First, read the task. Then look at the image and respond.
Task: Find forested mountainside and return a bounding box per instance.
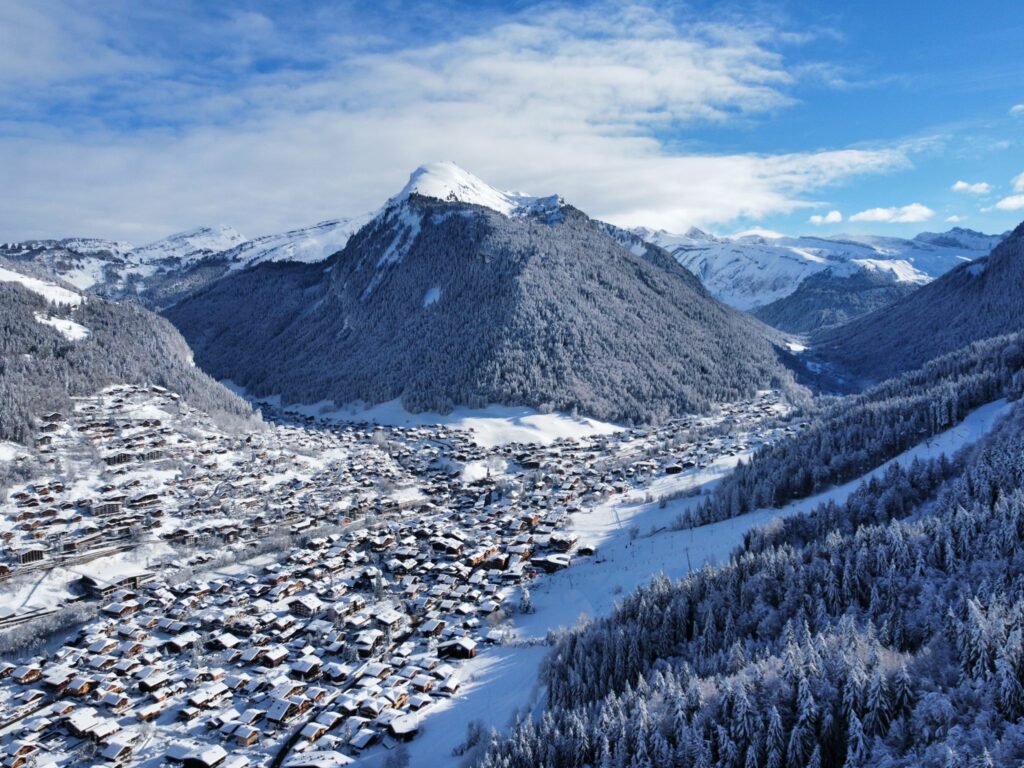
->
[477,345,1024,768]
[167,193,799,423]
[813,221,1024,384]
[688,333,1024,527]
[0,280,254,444]
[752,269,918,335]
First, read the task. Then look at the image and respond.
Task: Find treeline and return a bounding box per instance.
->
[0,281,256,443]
[684,332,1024,528]
[477,393,1024,767]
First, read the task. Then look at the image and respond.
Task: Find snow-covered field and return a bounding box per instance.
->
[222,383,623,447]
[334,401,621,448]
[381,397,1012,767]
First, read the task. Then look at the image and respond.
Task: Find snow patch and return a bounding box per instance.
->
[225,216,373,268]
[224,384,622,448]
[0,266,83,306]
[375,208,423,269]
[134,225,247,267]
[423,286,442,307]
[0,441,26,462]
[34,313,90,340]
[330,401,621,448]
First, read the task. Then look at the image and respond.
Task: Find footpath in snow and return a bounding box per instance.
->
[379,397,1012,768]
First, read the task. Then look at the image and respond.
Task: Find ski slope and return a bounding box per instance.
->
[378,397,1012,768]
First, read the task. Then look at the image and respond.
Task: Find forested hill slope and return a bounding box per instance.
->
[478,354,1024,768]
[752,267,918,334]
[690,332,1024,527]
[167,176,799,423]
[813,220,1024,384]
[0,277,255,444]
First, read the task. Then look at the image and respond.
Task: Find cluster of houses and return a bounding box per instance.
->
[0,385,418,610]
[0,481,586,766]
[0,387,797,765]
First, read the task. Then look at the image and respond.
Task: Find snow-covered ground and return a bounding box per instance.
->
[34,312,90,340]
[380,397,1012,767]
[0,441,27,463]
[334,402,621,448]
[0,265,83,306]
[222,384,624,448]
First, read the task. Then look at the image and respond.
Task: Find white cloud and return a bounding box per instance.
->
[0,4,912,241]
[945,215,964,223]
[849,203,935,224]
[1011,104,1024,116]
[994,195,1024,212]
[951,180,991,195]
[809,209,842,225]
[1013,172,1024,192]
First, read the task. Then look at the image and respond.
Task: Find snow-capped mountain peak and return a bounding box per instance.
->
[391,161,560,217]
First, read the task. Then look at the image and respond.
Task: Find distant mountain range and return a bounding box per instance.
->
[635,225,1005,310]
[165,162,798,422]
[0,218,370,309]
[2,160,1015,423]
[814,221,1024,386]
[751,268,919,335]
[2,178,1003,324]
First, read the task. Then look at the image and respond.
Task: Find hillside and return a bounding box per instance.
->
[0,265,255,444]
[814,220,1024,384]
[752,267,918,334]
[166,165,798,423]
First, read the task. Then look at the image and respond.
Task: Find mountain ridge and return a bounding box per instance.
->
[166,167,800,423]
[636,224,1005,310]
[813,219,1024,384]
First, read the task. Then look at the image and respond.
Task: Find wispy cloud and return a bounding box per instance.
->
[850,203,934,223]
[0,2,915,241]
[993,195,1024,212]
[951,180,991,194]
[809,210,842,225]
[983,172,1024,212]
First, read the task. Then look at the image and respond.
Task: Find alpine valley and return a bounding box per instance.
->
[3,162,1024,768]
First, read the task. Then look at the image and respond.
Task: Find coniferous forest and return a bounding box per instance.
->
[476,337,1024,768]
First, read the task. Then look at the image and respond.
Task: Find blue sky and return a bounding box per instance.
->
[0,0,1021,242]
